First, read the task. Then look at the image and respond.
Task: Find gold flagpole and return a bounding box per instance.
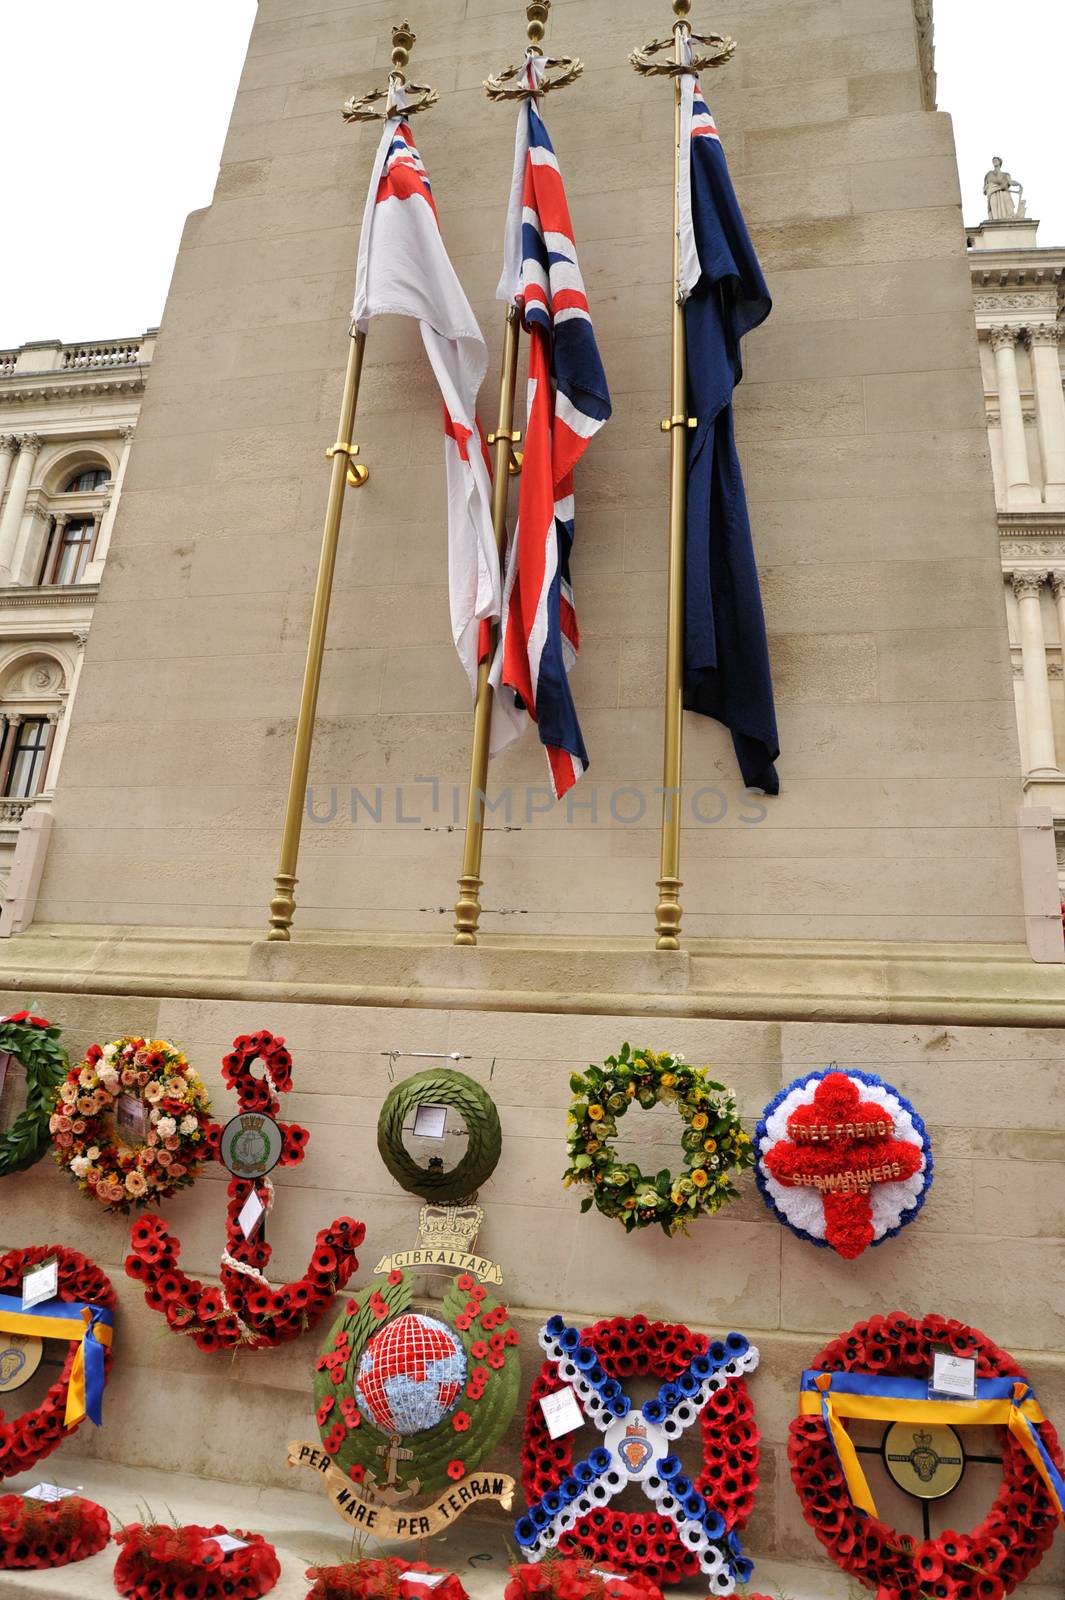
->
[452,0,584,946]
[631,2,736,950]
[266,23,436,941]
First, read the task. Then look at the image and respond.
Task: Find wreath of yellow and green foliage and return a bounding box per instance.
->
[563,1044,754,1236]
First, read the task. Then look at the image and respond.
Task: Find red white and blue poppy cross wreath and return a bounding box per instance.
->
[514,1317,760,1596]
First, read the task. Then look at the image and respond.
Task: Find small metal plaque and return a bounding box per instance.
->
[219,1111,283,1178]
[0,1333,43,1392]
[883,1421,965,1500]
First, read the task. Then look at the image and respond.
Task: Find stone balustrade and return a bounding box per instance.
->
[61,341,140,371]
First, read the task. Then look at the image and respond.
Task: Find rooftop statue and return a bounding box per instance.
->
[984,156,1026,220]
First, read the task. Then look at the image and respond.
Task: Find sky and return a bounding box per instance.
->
[0,0,1060,350]
[936,0,1062,240]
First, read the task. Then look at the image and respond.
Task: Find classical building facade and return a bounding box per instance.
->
[0,332,154,930]
[968,191,1065,870]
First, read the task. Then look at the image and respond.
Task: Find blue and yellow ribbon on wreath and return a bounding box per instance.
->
[0,1293,113,1427]
[799,1369,1065,1524]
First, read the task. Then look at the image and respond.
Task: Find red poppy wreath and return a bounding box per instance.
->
[788,1313,1065,1599]
[125,1031,364,1352]
[114,1522,281,1600]
[0,1492,110,1569]
[519,1314,760,1591]
[305,1558,469,1600]
[0,1245,115,1480]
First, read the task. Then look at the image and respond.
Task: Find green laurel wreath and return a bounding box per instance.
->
[0,1015,69,1179]
[377,1070,502,1201]
[314,1270,520,1501]
[564,1043,754,1236]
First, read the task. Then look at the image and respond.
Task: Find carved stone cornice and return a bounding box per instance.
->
[1027,323,1064,347]
[999,512,1065,537]
[0,586,98,610]
[1011,570,1047,599]
[973,292,1058,313]
[0,375,147,407]
[16,432,42,453]
[912,0,936,111]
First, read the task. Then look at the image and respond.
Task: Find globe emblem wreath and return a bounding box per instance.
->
[312,1267,522,1505]
[356,1312,467,1435]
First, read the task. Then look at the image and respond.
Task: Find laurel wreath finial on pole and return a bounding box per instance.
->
[342,19,439,123]
[484,0,584,101]
[629,29,737,76]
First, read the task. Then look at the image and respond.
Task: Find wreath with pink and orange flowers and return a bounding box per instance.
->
[51,1036,213,1215]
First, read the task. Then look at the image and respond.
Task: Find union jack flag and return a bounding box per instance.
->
[489,64,611,799]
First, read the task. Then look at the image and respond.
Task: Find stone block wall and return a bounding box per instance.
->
[33,0,1025,942]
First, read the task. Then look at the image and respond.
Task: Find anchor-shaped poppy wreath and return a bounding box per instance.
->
[125,1031,365,1351]
[516,1316,760,1596]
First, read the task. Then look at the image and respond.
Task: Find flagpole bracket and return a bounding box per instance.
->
[326,441,369,488]
[630,31,736,76]
[487,427,524,475]
[661,415,698,433]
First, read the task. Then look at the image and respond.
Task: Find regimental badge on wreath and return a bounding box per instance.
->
[289,1204,520,1539]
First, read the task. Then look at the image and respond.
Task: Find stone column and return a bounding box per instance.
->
[86,508,105,566]
[36,713,60,796]
[0,436,16,503]
[1012,571,1059,775]
[0,717,16,797]
[0,434,41,577]
[0,715,20,795]
[46,514,69,585]
[1027,324,1065,503]
[1050,572,1065,680]
[85,423,134,581]
[45,632,87,791]
[990,330,1039,506]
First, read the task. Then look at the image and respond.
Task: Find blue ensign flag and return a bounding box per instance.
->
[678,72,779,795]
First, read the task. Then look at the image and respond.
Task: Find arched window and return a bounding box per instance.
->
[64,466,109,493]
[4,719,50,798]
[38,517,96,586]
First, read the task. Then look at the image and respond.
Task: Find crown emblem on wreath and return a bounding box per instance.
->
[417,1202,483,1254]
[914,1429,932,1448]
[618,1417,654,1475]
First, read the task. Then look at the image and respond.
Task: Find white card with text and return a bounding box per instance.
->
[115,1094,149,1145]
[931,1351,977,1399]
[539,1385,584,1439]
[207,1534,249,1553]
[413,1103,448,1139]
[237,1190,266,1240]
[401,1575,448,1589]
[21,1260,58,1311]
[23,1484,78,1503]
